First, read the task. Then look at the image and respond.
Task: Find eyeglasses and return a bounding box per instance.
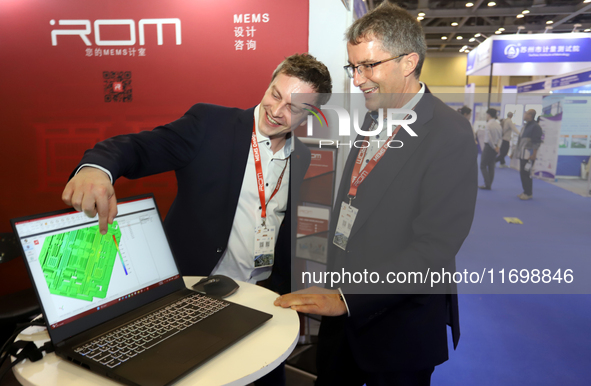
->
[344,53,409,79]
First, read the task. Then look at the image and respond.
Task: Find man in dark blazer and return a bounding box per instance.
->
[61,53,332,384]
[62,53,330,287]
[275,4,477,385]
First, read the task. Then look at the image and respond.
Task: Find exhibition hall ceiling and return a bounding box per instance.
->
[371,0,591,51]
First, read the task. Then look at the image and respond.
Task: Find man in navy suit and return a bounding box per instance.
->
[275,5,477,385]
[61,53,332,385]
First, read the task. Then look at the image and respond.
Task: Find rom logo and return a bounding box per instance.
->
[50,18,182,46]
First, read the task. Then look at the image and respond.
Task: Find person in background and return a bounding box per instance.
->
[458,105,472,122]
[515,109,543,200]
[479,108,502,190]
[496,112,519,168]
[459,106,478,145]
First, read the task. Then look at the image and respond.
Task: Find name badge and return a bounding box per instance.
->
[333,202,358,251]
[254,225,275,268]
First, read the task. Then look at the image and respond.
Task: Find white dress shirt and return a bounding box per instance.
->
[210,104,292,283]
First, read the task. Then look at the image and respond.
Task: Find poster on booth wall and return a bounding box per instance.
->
[557,96,591,157]
[533,95,562,180]
[0,0,309,227]
[296,206,330,264]
[296,147,335,265]
[297,206,330,238]
[303,149,335,180]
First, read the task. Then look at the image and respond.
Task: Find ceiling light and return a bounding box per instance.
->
[451,22,459,26]
[441,36,448,40]
[516,14,524,18]
[498,28,505,31]
[417,16,424,20]
[585,0,591,3]
[522,10,530,14]
[466,2,474,6]
[546,20,553,24]
[488,2,496,6]
[585,28,591,32]
[459,49,465,52]
[469,38,475,42]
[495,30,502,34]
[418,12,426,17]
[457,36,463,40]
[474,33,481,37]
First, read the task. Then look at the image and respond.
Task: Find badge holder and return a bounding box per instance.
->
[333,196,358,251]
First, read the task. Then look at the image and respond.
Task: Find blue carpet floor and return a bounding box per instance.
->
[432,163,591,385]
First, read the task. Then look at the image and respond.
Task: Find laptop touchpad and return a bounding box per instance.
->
[117,329,224,386]
[164,329,223,364]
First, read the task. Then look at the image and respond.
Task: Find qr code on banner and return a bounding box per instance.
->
[103,71,132,102]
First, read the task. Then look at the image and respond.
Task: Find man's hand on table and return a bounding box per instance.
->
[274,286,347,316]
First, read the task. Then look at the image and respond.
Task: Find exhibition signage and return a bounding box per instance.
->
[550,70,591,88]
[517,81,547,93]
[466,33,591,76]
[466,38,492,75]
[0,0,308,223]
[491,37,591,63]
[517,67,591,93]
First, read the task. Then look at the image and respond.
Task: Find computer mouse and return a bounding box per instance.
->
[191,275,239,298]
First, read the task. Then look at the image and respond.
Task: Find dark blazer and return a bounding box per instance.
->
[321,90,478,372]
[73,104,311,293]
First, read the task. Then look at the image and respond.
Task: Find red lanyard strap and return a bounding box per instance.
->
[348,115,409,200]
[252,122,289,222]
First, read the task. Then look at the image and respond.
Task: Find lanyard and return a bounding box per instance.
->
[348,115,409,203]
[251,122,289,226]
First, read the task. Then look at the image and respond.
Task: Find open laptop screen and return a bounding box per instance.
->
[13,196,180,332]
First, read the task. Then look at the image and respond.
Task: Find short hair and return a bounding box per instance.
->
[527,109,537,120]
[459,106,472,116]
[271,53,332,105]
[486,108,498,119]
[345,2,427,79]
[507,112,513,118]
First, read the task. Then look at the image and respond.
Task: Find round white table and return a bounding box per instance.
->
[12,277,300,386]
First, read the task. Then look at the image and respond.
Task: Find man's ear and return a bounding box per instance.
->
[402,52,419,78]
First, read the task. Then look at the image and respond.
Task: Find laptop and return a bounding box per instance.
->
[11,194,272,386]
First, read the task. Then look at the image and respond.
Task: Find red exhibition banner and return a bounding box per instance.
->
[0,0,308,229]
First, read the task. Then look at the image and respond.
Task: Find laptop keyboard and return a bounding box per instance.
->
[73,293,229,369]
